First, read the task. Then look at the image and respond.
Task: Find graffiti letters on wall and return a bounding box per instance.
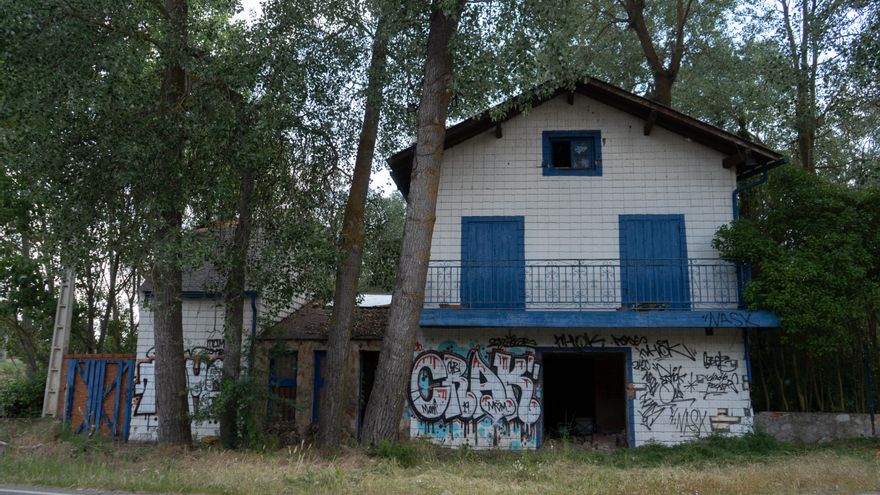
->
[409,342,541,448]
[132,341,224,432]
[553,333,746,439]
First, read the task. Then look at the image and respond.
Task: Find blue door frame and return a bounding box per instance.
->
[619,214,690,310]
[312,350,326,424]
[461,216,525,309]
[536,347,634,448]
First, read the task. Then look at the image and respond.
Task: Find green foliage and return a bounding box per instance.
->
[714,166,880,355]
[0,368,44,417]
[360,192,405,293]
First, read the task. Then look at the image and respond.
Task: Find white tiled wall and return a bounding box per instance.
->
[130,292,306,442]
[410,327,753,448]
[430,95,735,262]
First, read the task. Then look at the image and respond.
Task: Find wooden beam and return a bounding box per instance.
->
[495,122,502,139]
[643,109,658,136]
[723,150,754,169]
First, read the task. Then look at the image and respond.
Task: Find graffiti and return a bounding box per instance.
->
[702,311,754,327]
[702,351,738,372]
[132,346,224,421]
[488,334,537,348]
[553,333,605,349]
[410,348,541,425]
[411,332,751,448]
[636,339,697,362]
[611,335,648,347]
[702,372,739,398]
[670,408,709,437]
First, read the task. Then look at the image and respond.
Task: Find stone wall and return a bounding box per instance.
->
[756,412,878,443]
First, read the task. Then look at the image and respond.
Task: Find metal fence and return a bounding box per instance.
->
[424,259,745,311]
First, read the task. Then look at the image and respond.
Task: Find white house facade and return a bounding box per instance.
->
[130,267,306,442]
[388,79,784,448]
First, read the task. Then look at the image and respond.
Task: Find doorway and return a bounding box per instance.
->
[541,351,628,446]
[357,350,380,438]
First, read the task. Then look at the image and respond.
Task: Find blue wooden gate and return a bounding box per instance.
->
[64,357,135,441]
[619,214,690,310]
[461,216,525,309]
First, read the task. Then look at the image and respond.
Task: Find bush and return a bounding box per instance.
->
[0,372,44,418]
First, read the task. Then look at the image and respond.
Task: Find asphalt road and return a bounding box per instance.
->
[0,486,146,495]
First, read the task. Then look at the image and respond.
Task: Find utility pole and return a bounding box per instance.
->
[42,270,75,418]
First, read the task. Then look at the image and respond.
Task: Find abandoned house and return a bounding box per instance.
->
[384,78,784,448]
[127,77,784,449]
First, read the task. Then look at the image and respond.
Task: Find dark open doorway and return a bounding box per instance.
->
[542,352,628,447]
[357,350,380,438]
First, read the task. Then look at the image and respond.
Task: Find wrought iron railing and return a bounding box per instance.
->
[424,259,746,311]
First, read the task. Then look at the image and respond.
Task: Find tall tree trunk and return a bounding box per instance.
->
[16,232,40,377]
[360,0,466,446]
[318,16,390,447]
[98,251,120,352]
[219,160,255,449]
[151,0,192,447]
[621,0,691,106]
[780,0,817,173]
[83,266,99,353]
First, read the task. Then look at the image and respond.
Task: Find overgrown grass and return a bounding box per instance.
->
[1,419,878,494]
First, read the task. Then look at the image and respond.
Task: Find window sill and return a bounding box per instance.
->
[542,167,602,176]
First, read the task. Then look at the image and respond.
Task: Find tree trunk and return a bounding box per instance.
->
[360,0,466,446]
[219,160,255,449]
[622,0,690,106]
[98,251,120,352]
[151,0,192,447]
[318,16,390,447]
[650,74,674,107]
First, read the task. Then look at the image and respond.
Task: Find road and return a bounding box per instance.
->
[0,487,148,495]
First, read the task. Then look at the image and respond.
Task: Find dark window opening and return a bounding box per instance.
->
[268,352,298,425]
[358,351,381,437]
[551,140,572,168]
[542,352,627,447]
[542,130,602,176]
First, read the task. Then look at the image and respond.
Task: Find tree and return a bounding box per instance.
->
[318,9,392,445]
[360,193,406,293]
[714,165,880,412]
[360,0,467,445]
[616,0,701,105]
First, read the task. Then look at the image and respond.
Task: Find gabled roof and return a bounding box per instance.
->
[388,78,784,196]
[260,303,387,341]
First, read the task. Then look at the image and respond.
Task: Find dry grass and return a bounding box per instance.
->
[1,419,878,495]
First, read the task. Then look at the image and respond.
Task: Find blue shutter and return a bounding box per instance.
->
[461,217,525,309]
[619,215,690,310]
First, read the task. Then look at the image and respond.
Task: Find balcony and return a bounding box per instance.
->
[420,259,778,328]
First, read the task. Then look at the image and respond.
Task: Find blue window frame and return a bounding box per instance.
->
[542,130,602,176]
[267,352,298,423]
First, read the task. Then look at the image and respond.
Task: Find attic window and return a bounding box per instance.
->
[542,130,602,176]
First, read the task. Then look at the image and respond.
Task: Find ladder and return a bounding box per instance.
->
[42,270,75,418]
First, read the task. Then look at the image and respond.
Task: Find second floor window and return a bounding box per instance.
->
[542,130,602,176]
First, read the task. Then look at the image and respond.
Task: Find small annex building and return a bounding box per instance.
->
[256,297,388,440]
